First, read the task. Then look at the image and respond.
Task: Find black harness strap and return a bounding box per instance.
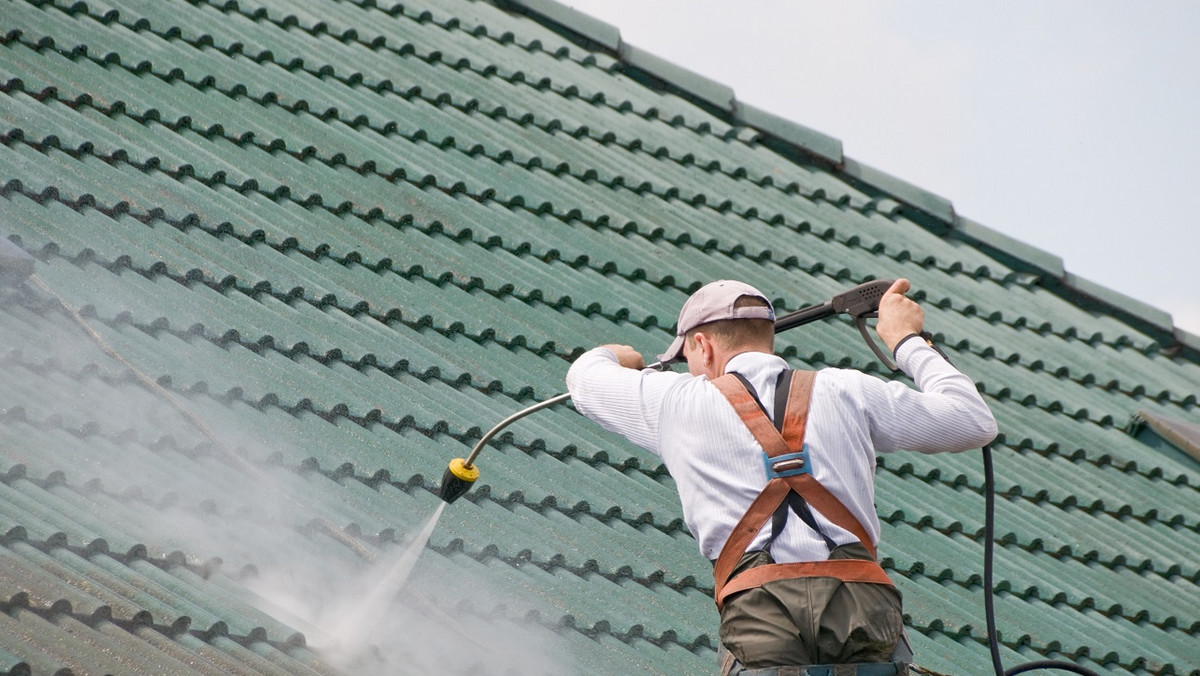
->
[729,371,838,554]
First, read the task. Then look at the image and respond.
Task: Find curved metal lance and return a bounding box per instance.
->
[438,279,896,504]
[438,391,572,504]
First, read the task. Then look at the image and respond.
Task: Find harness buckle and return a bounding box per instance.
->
[763,446,812,479]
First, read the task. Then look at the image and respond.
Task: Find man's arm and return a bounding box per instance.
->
[865,278,998,453]
[565,346,685,453]
[865,340,999,454]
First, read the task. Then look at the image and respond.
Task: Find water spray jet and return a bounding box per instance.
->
[0,237,35,286]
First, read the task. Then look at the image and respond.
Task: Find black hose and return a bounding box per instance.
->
[983,444,1005,676]
[1006,662,1105,676]
[981,444,1101,676]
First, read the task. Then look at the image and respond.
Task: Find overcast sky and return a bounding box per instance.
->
[563,1,1200,338]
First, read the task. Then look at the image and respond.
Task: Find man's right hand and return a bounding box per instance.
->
[600,344,645,370]
[874,278,925,353]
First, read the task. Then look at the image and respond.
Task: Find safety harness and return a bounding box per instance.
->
[711,369,894,610]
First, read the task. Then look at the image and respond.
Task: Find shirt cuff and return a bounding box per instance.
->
[594,346,619,361]
[892,333,926,359]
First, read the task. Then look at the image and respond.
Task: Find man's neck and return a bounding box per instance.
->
[716,348,775,377]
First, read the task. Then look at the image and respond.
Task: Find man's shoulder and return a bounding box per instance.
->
[809,365,880,397]
[658,372,731,410]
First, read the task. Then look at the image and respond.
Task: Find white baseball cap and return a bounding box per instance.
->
[658,280,774,363]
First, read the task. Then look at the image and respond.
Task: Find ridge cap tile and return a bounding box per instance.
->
[732,100,843,165]
[1174,325,1200,355]
[1063,271,1175,336]
[615,41,736,114]
[506,0,621,53]
[952,215,1066,280]
[840,155,956,224]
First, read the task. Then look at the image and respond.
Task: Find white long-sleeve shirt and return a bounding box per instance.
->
[566,340,997,562]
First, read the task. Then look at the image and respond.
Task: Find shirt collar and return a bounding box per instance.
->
[724,350,788,376]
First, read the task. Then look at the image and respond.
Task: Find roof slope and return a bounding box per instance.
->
[0,0,1197,674]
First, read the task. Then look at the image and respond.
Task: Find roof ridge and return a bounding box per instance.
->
[497,0,1199,361]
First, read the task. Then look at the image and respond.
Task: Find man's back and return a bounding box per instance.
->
[570,344,995,561]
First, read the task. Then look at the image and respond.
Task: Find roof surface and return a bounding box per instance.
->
[1,0,1198,674]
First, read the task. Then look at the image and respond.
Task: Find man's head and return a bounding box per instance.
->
[658,280,776,377]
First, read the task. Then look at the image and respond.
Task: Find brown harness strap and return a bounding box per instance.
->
[718,559,895,606]
[781,473,876,559]
[778,369,814,449]
[714,373,792,458]
[711,371,892,609]
[712,478,792,595]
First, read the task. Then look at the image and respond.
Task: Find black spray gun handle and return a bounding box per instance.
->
[852,312,897,372]
[853,314,950,372]
[778,278,947,373]
[775,278,899,371]
[835,278,897,372]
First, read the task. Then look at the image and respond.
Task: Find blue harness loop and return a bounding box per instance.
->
[763,445,812,479]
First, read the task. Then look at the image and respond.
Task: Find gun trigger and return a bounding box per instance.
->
[855,316,900,372]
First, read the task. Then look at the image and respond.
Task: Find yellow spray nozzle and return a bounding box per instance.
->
[448,458,479,482]
[439,458,479,504]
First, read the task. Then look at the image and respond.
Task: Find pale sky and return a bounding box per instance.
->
[564,1,1200,338]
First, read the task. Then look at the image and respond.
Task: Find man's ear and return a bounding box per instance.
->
[692,332,715,365]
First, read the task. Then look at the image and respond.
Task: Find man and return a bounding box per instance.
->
[566,279,997,675]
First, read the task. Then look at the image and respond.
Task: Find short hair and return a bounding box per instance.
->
[685,295,774,353]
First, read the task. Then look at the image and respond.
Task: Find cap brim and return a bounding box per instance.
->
[657,335,686,364]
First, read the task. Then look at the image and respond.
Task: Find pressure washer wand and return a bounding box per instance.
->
[439,392,572,504]
[438,279,896,504]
